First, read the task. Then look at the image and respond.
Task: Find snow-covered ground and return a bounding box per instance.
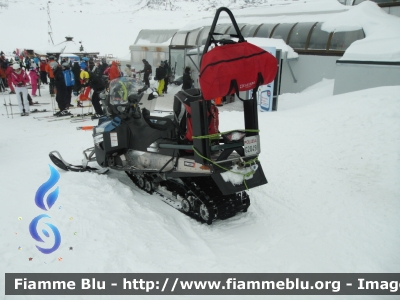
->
[0,79,399,300]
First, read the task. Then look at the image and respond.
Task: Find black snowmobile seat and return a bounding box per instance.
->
[142,108,178,139]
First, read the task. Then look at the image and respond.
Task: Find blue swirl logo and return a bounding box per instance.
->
[35,164,60,210]
[29,165,61,254]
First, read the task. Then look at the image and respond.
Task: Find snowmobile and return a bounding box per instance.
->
[49,7,278,224]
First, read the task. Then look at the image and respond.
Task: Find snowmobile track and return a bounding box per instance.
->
[125,171,250,225]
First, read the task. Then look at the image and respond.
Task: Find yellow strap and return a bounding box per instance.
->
[192,146,259,190]
[192,129,259,140]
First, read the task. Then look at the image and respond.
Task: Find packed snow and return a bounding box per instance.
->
[1,78,399,300]
[1,1,400,300]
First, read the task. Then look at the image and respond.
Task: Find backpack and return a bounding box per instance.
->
[173,88,219,142]
[63,69,75,87]
[200,41,278,101]
[89,67,106,92]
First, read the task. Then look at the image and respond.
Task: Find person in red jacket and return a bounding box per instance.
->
[108,61,120,81]
[10,63,30,116]
[5,64,15,94]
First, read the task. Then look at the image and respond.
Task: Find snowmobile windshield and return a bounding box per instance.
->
[109,77,141,105]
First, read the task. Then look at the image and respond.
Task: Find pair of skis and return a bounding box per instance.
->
[3,101,49,107]
[5,108,47,116]
[34,112,93,122]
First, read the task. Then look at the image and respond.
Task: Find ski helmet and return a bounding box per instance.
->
[12,63,20,70]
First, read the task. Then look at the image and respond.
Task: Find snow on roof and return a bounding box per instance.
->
[324,2,400,62]
[180,0,400,62]
[180,0,349,32]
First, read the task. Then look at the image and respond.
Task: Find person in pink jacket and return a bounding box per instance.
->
[10,63,30,116]
[5,64,15,94]
[29,65,39,97]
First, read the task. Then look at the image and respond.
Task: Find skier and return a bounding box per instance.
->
[5,63,15,94]
[53,62,72,117]
[182,66,194,90]
[62,62,74,108]
[108,61,120,81]
[124,64,132,77]
[39,57,48,84]
[29,65,39,97]
[97,57,108,75]
[88,57,95,72]
[24,57,31,71]
[10,63,30,116]
[88,65,106,119]
[45,55,57,96]
[162,60,171,94]
[137,59,152,87]
[155,61,166,96]
[72,61,82,96]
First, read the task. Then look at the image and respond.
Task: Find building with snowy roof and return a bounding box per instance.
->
[130,0,400,102]
[42,36,99,62]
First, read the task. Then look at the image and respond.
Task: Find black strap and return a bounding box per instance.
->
[227,72,264,101]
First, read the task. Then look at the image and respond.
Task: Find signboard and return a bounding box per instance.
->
[248,46,276,112]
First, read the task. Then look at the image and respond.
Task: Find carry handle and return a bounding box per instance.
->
[202,7,246,58]
[227,73,264,101]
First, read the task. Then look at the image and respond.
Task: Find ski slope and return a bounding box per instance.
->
[0,80,399,300]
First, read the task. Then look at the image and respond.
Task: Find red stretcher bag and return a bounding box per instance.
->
[199,41,278,101]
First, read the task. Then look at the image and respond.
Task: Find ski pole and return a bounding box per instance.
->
[20,91,25,114]
[38,76,41,97]
[9,96,13,119]
[4,99,9,118]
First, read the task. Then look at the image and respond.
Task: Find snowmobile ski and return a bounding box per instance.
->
[49,150,109,174]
